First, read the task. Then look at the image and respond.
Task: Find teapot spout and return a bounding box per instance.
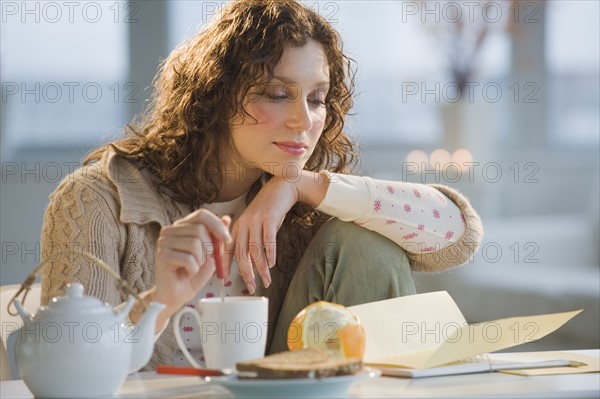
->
[129,301,166,372]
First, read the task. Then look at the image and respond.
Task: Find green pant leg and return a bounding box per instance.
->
[268,218,416,354]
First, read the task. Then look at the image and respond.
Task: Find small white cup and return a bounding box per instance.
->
[173,296,269,369]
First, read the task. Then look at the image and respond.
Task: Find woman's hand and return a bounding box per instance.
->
[225,170,330,294]
[225,176,299,294]
[152,209,231,317]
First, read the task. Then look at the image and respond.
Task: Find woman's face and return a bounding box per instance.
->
[226,39,330,182]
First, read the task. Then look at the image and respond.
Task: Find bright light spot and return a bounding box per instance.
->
[406,150,429,172]
[452,148,473,171]
[430,149,451,171]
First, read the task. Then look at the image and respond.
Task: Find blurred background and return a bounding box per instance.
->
[1,1,599,349]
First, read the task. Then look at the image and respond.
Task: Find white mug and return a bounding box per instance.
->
[173,297,269,369]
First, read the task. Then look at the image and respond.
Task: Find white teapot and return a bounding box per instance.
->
[12,283,164,398]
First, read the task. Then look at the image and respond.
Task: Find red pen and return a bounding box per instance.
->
[210,233,225,301]
[156,365,226,377]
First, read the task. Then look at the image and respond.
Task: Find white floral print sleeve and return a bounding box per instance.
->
[316,171,481,266]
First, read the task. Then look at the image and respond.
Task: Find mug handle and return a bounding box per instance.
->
[173,307,203,369]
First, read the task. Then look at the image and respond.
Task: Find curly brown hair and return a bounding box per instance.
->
[86,0,358,225]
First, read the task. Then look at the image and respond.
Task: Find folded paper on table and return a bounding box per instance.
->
[386,310,582,370]
[348,291,467,361]
[498,351,600,376]
[348,291,583,374]
[377,353,583,378]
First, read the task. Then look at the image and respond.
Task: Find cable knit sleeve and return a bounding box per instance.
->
[40,163,126,305]
[316,171,483,272]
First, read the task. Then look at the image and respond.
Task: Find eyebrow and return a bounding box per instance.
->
[272,75,330,87]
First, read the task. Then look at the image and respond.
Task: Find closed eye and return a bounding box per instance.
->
[267,93,289,101]
[308,98,326,107]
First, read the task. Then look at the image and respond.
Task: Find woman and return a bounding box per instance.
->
[41,0,483,368]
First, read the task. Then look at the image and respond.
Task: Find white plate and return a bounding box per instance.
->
[207,367,381,398]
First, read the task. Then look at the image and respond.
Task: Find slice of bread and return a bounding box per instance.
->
[236,347,363,379]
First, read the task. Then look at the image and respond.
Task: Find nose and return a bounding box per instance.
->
[286,98,313,132]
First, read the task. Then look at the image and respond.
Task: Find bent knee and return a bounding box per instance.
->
[317,218,408,258]
[313,219,416,297]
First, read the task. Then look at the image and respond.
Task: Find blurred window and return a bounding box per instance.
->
[546,0,600,147]
[1,0,130,156]
[5,1,594,154]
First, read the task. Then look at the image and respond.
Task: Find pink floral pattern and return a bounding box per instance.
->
[360,180,465,257]
[373,199,382,212]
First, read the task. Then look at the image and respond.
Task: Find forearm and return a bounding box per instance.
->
[316,171,464,243]
[314,171,483,270]
[292,170,331,208]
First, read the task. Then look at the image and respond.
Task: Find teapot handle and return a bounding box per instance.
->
[7,248,145,316]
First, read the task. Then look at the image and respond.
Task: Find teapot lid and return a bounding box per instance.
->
[44,283,111,315]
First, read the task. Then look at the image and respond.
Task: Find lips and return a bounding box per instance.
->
[274,141,308,156]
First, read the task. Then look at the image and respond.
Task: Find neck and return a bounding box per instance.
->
[215,147,261,202]
[217,172,258,202]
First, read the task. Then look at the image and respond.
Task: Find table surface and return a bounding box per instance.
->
[2,350,598,398]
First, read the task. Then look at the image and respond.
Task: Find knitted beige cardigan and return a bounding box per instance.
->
[40,150,483,369]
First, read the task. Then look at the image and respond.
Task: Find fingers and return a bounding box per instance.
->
[223,237,235,283]
[158,225,213,276]
[263,228,277,269]
[250,223,271,291]
[169,209,279,296]
[189,256,217,292]
[158,210,232,280]
[175,209,232,242]
[156,247,202,276]
[230,221,277,295]
[221,215,232,230]
[234,227,257,294]
[157,236,206,271]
